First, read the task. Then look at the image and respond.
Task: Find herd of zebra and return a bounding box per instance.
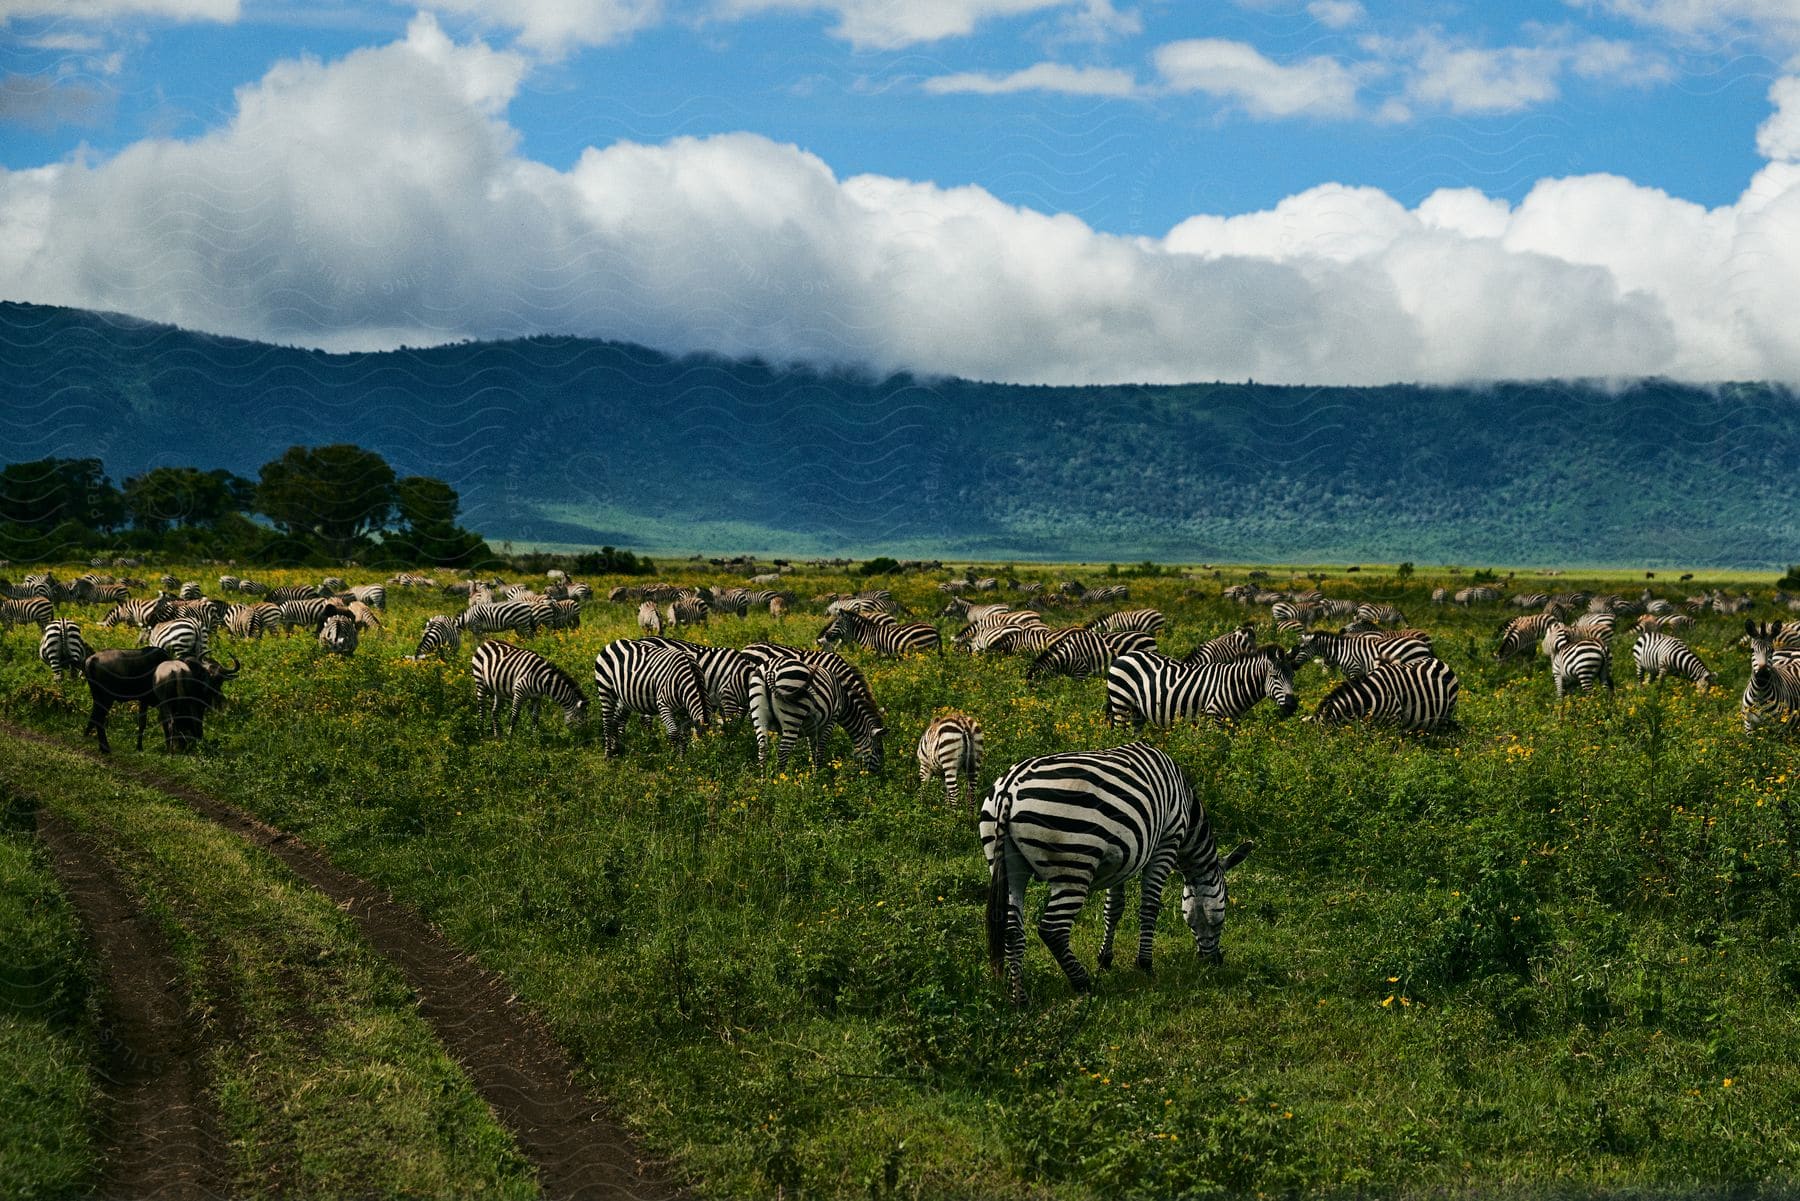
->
[10,566,1800,1003]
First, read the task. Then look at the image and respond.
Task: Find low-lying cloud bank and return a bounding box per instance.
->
[3,14,1800,386]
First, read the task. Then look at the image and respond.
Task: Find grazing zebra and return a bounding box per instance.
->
[318,614,358,656]
[218,575,241,593]
[768,596,789,620]
[159,573,180,593]
[1743,621,1800,733]
[1270,600,1319,628]
[818,608,941,657]
[343,584,387,609]
[1295,629,1434,680]
[223,602,282,639]
[1061,582,1129,604]
[177,581,203,600]
[454,601,540,640]
[0,596,54,631]
[1545,625,1613,699]
[342,601,383,631]
[320,576,348,594]
[638,637,761,725]
[100,597,171,630]
[1496,613,1562,660]
[1353,602,1407,626]
[389,572,436,588]
[665,596,709,627]
[749,659,842,769]
[408,615,462,660]
[1310,658,1460,732]
[1632,630,1715,689]
[981,742,1252,1004]
[1571,612,1617,638]
[1454,586,1503,605]
[1086,608,1166,635]
[469,640,587,737]
[743,643,886,769]
[917,712,983,811]
[1025,629,1156,680]
[279,598,354,637]
[638,601,663,635]
[591,640,709,757]
[38,620,90,681]
[1105,646,1299,727]
[1430,587,1448,605]
[268,584,323,604]
[1636,613,1695,633]
[139,618,208,659]
[1181,624,1257,666]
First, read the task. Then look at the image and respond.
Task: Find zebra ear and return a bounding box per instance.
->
[1221,841,1254,871]
[1747,618,1758,637]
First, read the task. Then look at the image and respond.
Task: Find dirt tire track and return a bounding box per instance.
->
[34,810,228,1201]
[11,723,682,1201]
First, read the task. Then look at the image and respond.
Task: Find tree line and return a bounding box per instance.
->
[0,445,491,567]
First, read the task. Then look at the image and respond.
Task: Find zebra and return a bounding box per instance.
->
[268,584,323,604]
[454,601,540,640]
[218,575,241,593]
[1632,630,1715,689]
[1455,586,1503,605]
[1545,625,1613,699]
[343,584,387,609]
[1295,629,1434,680]
[1743,621,1800,733]
[591,640,709,757]
[280,598,355,638]
[1180,624,1257,665]
[223,602,282,640]
[167,598,226,629]
[917,712,983,812]
[470,640,587,737]
[139,617,208,659]
[1086,608,1166,635]
[817,608,941,657]
[665,596,709,627]
[177,582,203,600]
[638,601,663,635]
[980,741,1253,1004]
[1309,658,1460,732]
[1496,613,1562,660]
[1,596,54,631]
[1025,629,1156,681]
[38,620,90,681]
[320,576,348,594]
[742,643,886,769]
[100,597,171,630]
[768,596,789,620]
[1353,602,1407,626]
[158,572,180,593]
[1105,646,1299,727]
[748,659,842,769]
[318,614,358,656]
[343,601,383,631]
[408,615,462,661]
[1571,612,1617,639]
[637,637,761,726]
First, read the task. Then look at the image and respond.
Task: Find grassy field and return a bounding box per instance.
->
[4,564,1800,1197]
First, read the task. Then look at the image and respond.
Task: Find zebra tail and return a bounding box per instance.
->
[985,840,1009,975]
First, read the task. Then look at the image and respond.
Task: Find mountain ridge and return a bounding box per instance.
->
[2,301,1794,567]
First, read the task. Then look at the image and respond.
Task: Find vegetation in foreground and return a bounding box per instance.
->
[0,739,538,1198]
[5,562,1800,1197]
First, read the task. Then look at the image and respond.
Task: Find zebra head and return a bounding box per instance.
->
[1747,620,1784,687]
[816,613,848,648]
[1181,841,1254,964]
[1263,648,1300,716]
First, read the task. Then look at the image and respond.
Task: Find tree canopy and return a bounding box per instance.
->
[255,445,397,560]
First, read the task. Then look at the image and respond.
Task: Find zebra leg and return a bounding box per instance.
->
[1037,879,1095,993]
[507,693,524,737]
[1097,885,1129,970]
[1135,851,1180,974]
[658,701,685,753]
[942,763,959,811]
[1003,845,1031,1006]
[777,730,800,771]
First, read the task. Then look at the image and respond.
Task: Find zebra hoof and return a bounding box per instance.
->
[1135,957,1154,977]
[1096,950,1113,971]
[1069,973,1093,994]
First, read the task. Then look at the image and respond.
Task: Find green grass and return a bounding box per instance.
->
[0,806,97,1200]
[0,740,538,1199]
[6,566,1800,1197]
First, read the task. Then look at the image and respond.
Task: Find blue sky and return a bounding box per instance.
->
[4,0,1800,385]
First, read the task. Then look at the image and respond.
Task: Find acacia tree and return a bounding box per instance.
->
[123,466,251,533]
[391,475,489,566]
[255,445,396,560]
[0,457,125,531]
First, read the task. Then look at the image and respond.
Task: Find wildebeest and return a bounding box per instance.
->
[84,647,238,752]
[151,655,240,751]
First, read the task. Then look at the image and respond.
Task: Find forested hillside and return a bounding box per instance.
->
[3,301,1795,566]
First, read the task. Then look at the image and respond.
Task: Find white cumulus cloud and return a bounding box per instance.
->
[6,16,1800,386]
[922,62,1138,96]
[1758,75,1800,160]
[409,0,661,55]
[710,0,1076,49]
[0,0,237,21]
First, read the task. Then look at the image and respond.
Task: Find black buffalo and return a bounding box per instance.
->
[83,647,239,752]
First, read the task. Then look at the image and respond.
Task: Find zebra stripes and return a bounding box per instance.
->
[223,603,282,639]
[1105,646,1299,727]
[1495,613,1561,660]
[917,712,983,811]
[1632,630,1714,689]
[1295,629,1434,680]
[1545,625,1613,699]
[637,602,663,635]
[1310,659,1460,732]
[1181,624,1256,665]
[455,601,540,639]
[100,597,172,630]
[279,598,354,637]
[38,620,90,680]
[408,615,462,661]
[471,640,587,737]
[318,615,359,656]
[139,618,208,659]
[818,608,942,657]
[1,596,54,631]
[980,742,1251,1004]
[1026,629,1156,680]
[637,636,761,725]
[1085,608,1166,635]
[749,659,842,769]
[1743,621,1800,734]
[592,640,709,756]
[741,642,886,769]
